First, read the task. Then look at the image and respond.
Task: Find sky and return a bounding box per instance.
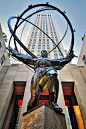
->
[0,0,86,64]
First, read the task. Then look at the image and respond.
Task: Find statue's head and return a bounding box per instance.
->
[41,50,48,58]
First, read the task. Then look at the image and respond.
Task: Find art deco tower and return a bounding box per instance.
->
[25,14,66,59]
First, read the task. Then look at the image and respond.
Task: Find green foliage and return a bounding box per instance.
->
[82,33,85,41]
[8,52,11,58]
[3,32,7,42]
[2,32,10,58]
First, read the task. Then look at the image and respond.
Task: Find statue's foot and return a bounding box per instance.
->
[27,98,35,111]
[52,102,63,112]
[27,97,38,111]
[27,106,32,111]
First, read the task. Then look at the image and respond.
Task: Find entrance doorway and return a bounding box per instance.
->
[62,82,78,129]
[2,81,26,129]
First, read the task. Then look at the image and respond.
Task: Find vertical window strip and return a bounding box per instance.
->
[0,42,2,48]
[0,54,5,65]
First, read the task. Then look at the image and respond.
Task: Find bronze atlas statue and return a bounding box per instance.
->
[7,3,75,112]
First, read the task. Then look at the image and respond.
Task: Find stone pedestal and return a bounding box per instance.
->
[21,103,67,129]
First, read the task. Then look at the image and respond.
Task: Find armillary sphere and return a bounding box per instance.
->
[7,3,74,69]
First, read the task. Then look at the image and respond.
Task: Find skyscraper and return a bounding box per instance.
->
[25,14,66,59]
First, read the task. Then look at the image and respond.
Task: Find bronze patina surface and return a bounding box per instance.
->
[7,47,75,112]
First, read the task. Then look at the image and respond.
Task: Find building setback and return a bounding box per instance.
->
[0,15,86,129]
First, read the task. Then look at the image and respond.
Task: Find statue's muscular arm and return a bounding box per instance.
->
[7,46,37,65]
[51,53,75,70]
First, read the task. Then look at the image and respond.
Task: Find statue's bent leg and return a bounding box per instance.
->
[47,75,63,112]
[47,75,59,105]
[27,74,41,110]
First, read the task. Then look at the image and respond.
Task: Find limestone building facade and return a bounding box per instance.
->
[78,33,86,69]
[0,15,86,129]
[0,24,10,88]
[0,24,10,71]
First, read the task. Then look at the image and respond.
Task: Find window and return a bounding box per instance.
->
[35,28,38,32]
[43,45,45,49]
[54,53,58,59]
[38,46,41,49]
[38,49,41,52]
[56,39,58,43]
[28,45,30,49]
[82,55,86,65]
[43,42,45,45]
[0,55,5,65]
[33,27,35,31]
[38,41,41,56]
[51,32,53,35]
[54,32,57,37]
[32,39,36,48]
[32,46,35,49]
[0,42,2,48]
[47,46,50,49]
[37,51,41,57]
[31,32,34,36]
[35,32,37,36]
[29,40,32,45]
[38,44,41,46]
[54,49,57,52]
